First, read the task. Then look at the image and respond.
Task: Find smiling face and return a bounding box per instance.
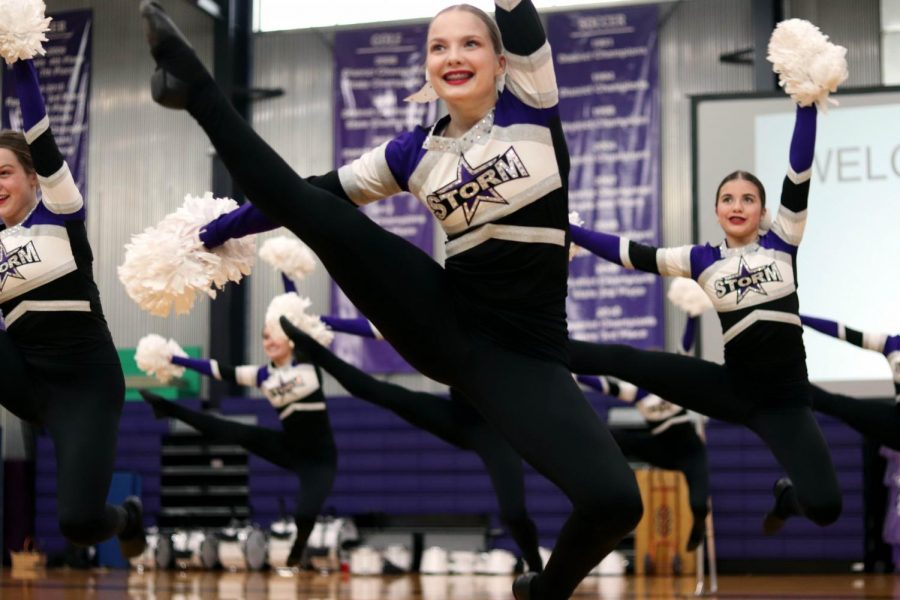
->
[0,146,38,227]
[425,8,506,118]
[262,325,293,366]
[715,177,766,247]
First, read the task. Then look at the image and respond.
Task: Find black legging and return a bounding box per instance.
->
[810,385,900,452]
[149,35,641,599]
[611,423,709,538]
[0,333,129,546]
[296,335,542,571]
[570,340,841,527]
[149,400,337,549]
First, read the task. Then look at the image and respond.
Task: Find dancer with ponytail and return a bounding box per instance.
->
[139,0,641,596]
[568,20,848,535]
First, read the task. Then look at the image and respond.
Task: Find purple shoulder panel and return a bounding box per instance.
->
[256,365,269,388]
[885,335,900,355]
[759,228,798,256]
[24,201,82,226]
[689,244,719,280]
[493,88,554,128]
[383,127,429,191]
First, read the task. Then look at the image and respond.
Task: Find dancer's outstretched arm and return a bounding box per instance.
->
[320,316,383,340]
[199,173,349,248]
[572,105,817,279]
[576,375,642,404]
[766,105,816,249]
[170,355,250,387]
[801,314,897,357]
[12,60,83,218]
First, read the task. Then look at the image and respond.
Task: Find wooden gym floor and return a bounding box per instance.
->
[1,570,900,599]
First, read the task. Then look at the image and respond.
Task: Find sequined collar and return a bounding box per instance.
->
[0,203,39,240]
[718,237,761,257]
[422,109,495,154]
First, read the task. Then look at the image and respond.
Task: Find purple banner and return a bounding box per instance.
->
[331,26,437,372]
[2,10,92,199]
[549,6,663,349]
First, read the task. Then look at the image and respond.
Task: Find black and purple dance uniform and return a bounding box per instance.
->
[148,351,337,563]
[143,0,642,595]
[0,60,139,548]
[568,105,842,529]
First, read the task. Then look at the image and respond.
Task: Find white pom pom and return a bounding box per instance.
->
[0,0,51,65]
[767,19,848,112]
[265,292,334,347]
[568,211,585,227]
[666,277,713,317]
[568,211,585,261]
[135,334,188,384]
[118,192,257,316]
[258,236,317,281]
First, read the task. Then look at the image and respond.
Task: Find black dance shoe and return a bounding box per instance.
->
[139,389,171,420]
[139,0,209,109]
[762,477,794,535]
[513,572,538,600]
[117,496,148,559]
[687,519,705,552]
[285,537,307,568]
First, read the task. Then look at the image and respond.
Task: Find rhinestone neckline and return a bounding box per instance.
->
[718,238,761,256]
[423,109,495,154]
[0,202,39,239]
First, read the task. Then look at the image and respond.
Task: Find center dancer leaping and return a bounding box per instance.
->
[139,2,641,597]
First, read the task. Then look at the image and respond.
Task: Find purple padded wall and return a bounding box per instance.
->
[34,394,865,563]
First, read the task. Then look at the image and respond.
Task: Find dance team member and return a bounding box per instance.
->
[568,97,842,535]
[140,1,642,596]
[137,295,337,568]
[0,58,144,556]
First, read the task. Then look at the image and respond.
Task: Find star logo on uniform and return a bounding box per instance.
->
[426,147,529,224]
[270,373,300,399]
[438,156,509,224]
[0,239,33,291]
[714,256,783,304]
[732,257,770,304]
